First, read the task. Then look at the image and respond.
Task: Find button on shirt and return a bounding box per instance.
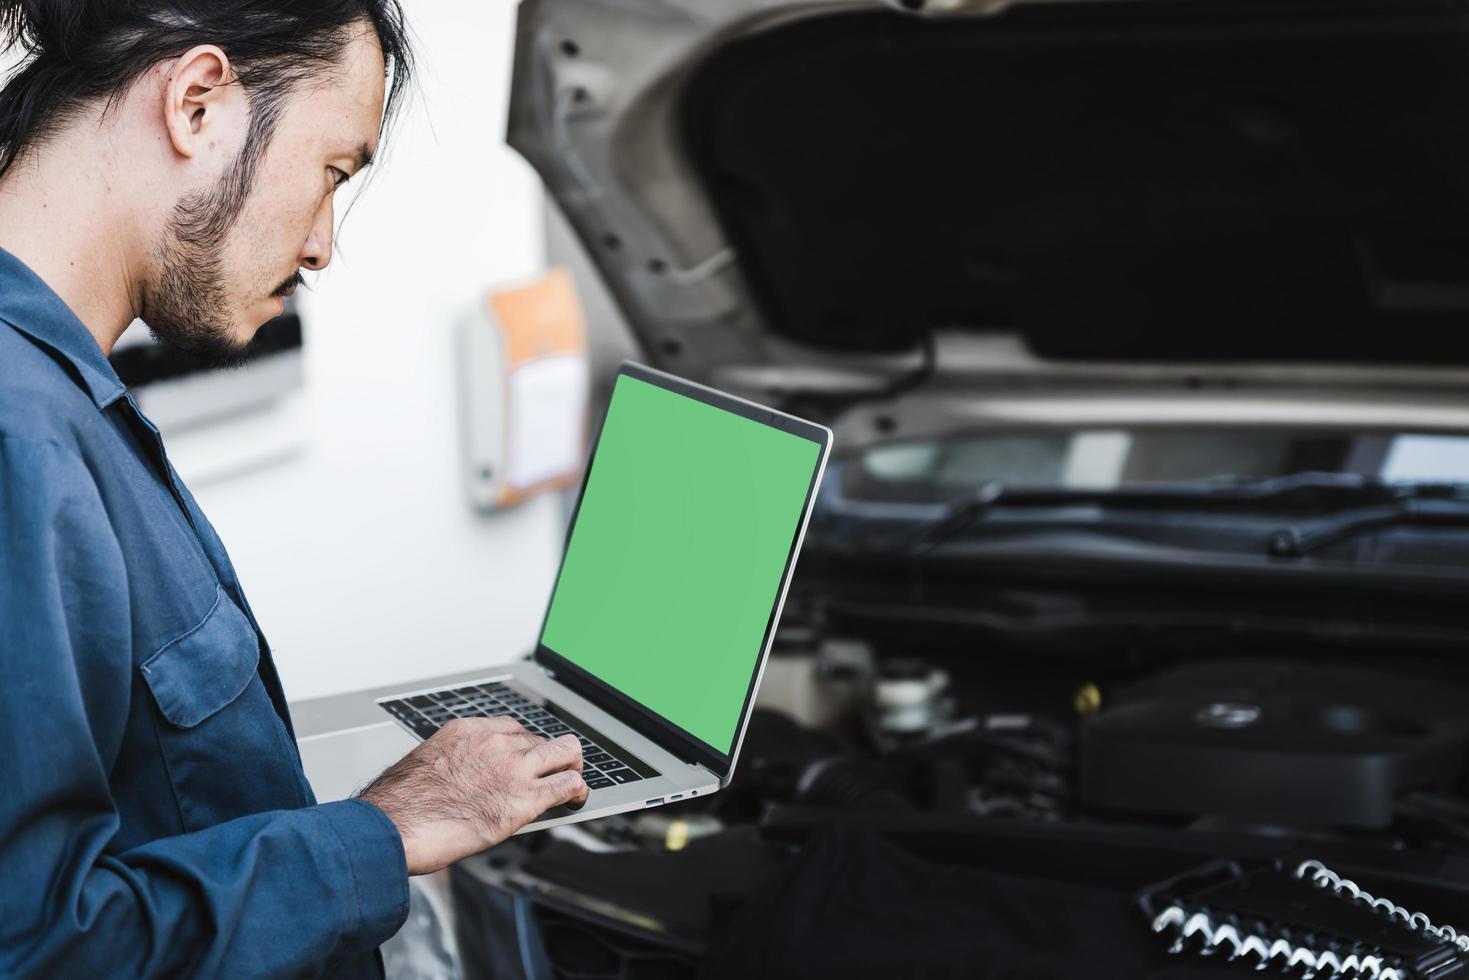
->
[0,248,409,978]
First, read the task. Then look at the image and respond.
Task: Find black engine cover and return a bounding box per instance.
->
[1079,662,1469,829]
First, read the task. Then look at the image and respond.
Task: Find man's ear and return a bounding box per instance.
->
[161,45,245,161]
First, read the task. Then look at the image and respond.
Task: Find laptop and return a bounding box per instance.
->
[374,361,832,833]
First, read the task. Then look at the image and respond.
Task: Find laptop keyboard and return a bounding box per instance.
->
[378,681,656,790]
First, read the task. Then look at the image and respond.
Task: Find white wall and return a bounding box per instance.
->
[168,0,566,702]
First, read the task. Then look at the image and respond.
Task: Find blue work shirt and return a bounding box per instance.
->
[0,248,410,978]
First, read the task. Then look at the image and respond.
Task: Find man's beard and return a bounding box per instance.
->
[142,106,297,369]
[147,205,249,368]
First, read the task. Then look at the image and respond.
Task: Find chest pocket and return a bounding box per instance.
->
[141,586,310,830]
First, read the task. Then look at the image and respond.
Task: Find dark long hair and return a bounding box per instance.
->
[0,0,414,181]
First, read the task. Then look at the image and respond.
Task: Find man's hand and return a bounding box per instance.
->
[359,716,588,875]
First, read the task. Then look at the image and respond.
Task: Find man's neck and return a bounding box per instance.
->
[0,136,145,357]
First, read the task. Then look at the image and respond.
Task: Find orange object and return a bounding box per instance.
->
[484,269,589,507]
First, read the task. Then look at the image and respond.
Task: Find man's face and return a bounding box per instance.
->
[144,27,386,365]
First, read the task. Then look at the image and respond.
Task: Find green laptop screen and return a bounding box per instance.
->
[540,374,821,755]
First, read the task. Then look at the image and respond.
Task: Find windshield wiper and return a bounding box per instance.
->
[955,472,1461,507]
[1267,497,1469,557]
[905,473,1469,555]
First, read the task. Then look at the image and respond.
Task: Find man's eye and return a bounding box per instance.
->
[329,167,350,188]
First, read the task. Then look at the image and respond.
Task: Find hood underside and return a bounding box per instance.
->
[508,0,1469,401]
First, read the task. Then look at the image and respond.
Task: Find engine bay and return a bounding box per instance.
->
[448,610,1469,979]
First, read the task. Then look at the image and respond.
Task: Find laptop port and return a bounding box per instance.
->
[645,798,665,806]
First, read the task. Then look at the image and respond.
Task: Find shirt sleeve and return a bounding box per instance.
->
[0,434,410,978]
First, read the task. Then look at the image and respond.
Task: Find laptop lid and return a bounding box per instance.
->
[533,361,832,782]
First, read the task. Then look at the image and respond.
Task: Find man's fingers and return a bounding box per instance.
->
[523,733,583,776]
[537,768,590,811]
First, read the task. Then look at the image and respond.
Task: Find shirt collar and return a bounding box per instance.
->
[0,246,127,409]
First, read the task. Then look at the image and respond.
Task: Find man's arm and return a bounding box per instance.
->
[0,434,410,977]
[0,434,586,977]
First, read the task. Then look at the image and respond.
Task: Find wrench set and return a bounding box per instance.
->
[1139,859,1469,979]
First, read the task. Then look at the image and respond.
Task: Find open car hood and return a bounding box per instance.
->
[507,0,1469,405]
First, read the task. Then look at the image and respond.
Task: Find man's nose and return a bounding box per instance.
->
[300,203,335,271]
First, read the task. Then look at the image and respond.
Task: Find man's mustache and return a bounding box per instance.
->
[272,272,305,298]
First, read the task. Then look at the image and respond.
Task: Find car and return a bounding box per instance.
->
[455,2,1469,977]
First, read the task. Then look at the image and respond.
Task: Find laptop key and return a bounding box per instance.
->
[585,752,612,766]
[606,768,643,784]
[405,696,435,708]
[542,723,570,735]
[585,776,615,789]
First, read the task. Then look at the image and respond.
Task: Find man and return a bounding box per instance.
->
[0,0,589,976]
